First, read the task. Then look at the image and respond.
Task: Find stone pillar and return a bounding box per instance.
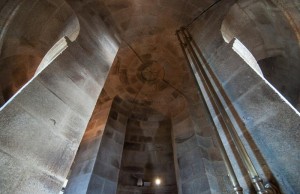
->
[0,0,80,106]
[65,97,129,194]
[0,27,118,193]
[63,98,113,193]
[189,1,300,193]
[171,99,232,194]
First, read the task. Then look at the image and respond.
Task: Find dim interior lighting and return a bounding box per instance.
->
[155,178,161,186]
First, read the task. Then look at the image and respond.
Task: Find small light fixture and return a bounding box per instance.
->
[137,178,143,187]
[154,177,161,186]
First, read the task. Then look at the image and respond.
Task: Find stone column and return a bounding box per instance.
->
[189,1,300,193]
[0,31,118,193]
[171,99,232,194]
[65,97,129,194]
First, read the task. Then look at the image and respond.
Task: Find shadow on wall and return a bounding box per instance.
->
[0,0,80,107]
[186,29,285,193]
[230,38,300,113]
[221,0,300,111]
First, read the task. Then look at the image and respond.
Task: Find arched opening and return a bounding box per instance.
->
[0,0,80,107]
[221,0,300,111]
[0,36,71,111]
[258,55,300,110]
[229,37,299,113]
[35,36,70,75]
[232,38,263,76]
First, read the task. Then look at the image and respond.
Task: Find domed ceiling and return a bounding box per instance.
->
[87,0,219,117]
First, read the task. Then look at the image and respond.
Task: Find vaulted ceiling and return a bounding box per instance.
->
[88,0,219,116]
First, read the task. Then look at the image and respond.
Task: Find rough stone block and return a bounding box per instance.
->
[0,103,77,176]
[0,150,28,193]
[65,173,92,194]
[114,131,125,145]
[102,179,117,194]
[223,66,262,102]
[75,137,101,164]
[176,135,198,158]
[100,135,123,156]
[16,169,63,194]
[196,135,213,149]
[56,52,101,100]
[206,173,221,194]
[107,118,127,133]
[182,176,210,194]
[87,174,105,194]
[68,41,113,84]
[93,160,120,182]
[37,63,95,118]
[72,158,96,177]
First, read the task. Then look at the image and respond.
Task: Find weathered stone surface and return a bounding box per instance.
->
[1,0,299,194]
[190,0,300,193]
[0,2,119,193]
[0,0,79,105]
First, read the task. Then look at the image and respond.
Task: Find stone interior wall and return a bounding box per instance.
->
[68,46,235,194]
[87,98,129,194]
[1,0,299,194]
[189,0,300,193]
[0,0,80,106]
[172,96,232,194]
[117,113,177,194]
[93,26,234,194]
[221,0,300,110]
[0,1,120,193]
[100,40,234,194]
[66,96,129,194]
[0,39,116,194]
[64,97,113,193]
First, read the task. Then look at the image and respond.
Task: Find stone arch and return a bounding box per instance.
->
[231,38,263,76]
[35,36,71,76]
[0,0,80,106]
[221,0,300,110]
